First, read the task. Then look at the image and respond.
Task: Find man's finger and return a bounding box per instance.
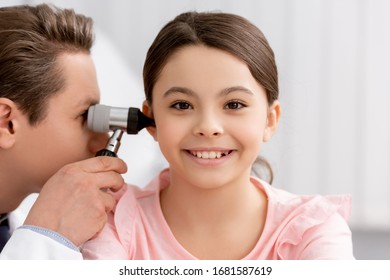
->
[74,156,128,174]
[93,171,125,192]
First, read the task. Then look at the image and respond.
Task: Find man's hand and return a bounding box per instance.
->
[23,156,127,247]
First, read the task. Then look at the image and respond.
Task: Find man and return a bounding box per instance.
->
[0,4,127,259]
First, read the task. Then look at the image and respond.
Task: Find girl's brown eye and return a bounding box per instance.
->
[225,101,246,110]
[171,101,192,110]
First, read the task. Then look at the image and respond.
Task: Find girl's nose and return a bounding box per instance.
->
[192,111,224,138]
[88,131,109,154]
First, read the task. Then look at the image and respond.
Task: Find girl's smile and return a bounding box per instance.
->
[186,148,234,159]
[184,148,236,167]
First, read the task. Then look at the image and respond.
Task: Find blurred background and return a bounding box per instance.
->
[2,0,389,259]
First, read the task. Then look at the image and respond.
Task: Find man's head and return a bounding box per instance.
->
[0,4,107,203]
[0,3,94,124]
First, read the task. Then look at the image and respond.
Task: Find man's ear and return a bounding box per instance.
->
[142,100,157,141]
[263,100,281,142]
[0,98,19,149]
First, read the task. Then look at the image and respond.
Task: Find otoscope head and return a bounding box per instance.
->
[87,104,155,134]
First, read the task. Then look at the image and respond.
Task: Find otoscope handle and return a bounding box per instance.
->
[95,149,117,157]
[95,129,123,158]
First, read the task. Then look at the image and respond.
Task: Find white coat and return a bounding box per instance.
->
[0,195,82,260]
[0,228,82,259]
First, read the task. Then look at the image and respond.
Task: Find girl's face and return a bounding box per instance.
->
[145,45,280,188]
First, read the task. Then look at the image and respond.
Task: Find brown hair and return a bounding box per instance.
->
[143,11,278,183]
[0,4,94,124]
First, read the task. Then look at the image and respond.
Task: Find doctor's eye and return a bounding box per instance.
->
[80,110,89,123]
[170,101,193,110]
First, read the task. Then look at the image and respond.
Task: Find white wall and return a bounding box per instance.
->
[3,0,390,231]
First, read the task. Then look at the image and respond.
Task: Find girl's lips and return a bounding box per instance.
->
[183,149,235,166]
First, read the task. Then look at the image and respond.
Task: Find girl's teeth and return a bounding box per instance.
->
[191,151,227,159]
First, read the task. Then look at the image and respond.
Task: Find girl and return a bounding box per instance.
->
[82,11,354,260]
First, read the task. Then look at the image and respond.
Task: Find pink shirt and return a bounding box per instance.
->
[82,169,354,260]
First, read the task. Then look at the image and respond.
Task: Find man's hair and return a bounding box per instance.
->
[0,4,94,124]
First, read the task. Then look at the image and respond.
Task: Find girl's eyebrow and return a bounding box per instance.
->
[163,86,254,98]
[163,87,195,98]
[220,86,254,96]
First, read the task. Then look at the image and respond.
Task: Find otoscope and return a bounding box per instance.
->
[87,104,155,157]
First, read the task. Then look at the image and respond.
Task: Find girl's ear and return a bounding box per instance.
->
[142,100,157,141]
[263,100,281,142]
[0,98,19,149]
